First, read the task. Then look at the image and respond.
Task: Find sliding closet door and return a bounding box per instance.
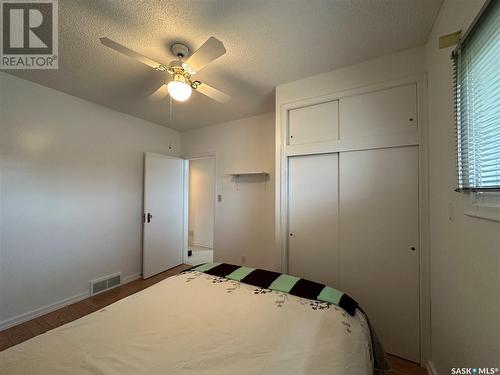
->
[339,146,419,361]
[288,153,338,286]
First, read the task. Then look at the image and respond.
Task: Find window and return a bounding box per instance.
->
[453,0,500,192]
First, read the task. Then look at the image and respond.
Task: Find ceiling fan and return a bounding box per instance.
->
[99,36,230,103]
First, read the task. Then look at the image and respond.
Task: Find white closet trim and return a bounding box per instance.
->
[285,131,418,156]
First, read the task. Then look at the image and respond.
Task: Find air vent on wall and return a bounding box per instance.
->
[90,273,121,296]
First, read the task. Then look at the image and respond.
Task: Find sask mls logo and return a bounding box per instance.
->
[451,368,499,374]
[0,0,58,69]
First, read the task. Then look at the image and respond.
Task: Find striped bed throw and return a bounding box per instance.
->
[190,262,358,316]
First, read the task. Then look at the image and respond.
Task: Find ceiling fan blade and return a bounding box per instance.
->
[99,37,165,70]
[195,82,230,104]
[184,37,226,73]
[148,84,169,101]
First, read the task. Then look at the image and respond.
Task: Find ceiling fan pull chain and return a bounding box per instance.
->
[169,96,173,128]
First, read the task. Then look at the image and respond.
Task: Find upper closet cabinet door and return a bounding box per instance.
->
[288,100,339,145]
[339,84,417,139]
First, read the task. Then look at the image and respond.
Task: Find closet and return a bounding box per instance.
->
[284,83,421,362]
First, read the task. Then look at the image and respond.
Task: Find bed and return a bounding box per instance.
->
[0,263,387,374]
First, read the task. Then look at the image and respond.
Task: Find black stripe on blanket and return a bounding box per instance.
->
[240,269,282,288]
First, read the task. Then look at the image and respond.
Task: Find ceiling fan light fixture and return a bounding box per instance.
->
[167,74,192,102]
[100,36,230,104]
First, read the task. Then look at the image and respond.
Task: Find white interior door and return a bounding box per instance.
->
[288,153,339,286]
[339,146,419,361]
[143,152,184,279]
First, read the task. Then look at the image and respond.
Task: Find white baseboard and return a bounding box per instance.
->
[0,291,89,331]
[427,360,439,375]
[0,272,143,331]
[123,272,142,284]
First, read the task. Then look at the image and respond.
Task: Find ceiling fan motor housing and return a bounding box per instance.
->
[171,71,190,85]
[168,60,185,72]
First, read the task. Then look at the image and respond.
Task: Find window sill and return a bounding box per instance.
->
[461,192,500,222]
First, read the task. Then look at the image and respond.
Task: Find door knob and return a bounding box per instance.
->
[289,233,294,237]
[147,213,153,223]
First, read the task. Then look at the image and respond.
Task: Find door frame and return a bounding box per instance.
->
[182,152,217,264]
[275,75,430,364]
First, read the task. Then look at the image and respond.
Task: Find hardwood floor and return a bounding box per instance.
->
[386,355,428,375]
[0,264,427,375]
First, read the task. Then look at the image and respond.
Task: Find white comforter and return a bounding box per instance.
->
[0,270,373,374]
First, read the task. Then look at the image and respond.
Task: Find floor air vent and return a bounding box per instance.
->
[90,273,121,296]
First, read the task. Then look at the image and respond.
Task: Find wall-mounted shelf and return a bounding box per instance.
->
[226,172,270,191]
[227,172,269,177]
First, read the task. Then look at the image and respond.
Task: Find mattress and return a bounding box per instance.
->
[0,267,376,374]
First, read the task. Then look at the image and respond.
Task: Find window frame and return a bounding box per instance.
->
[452,0,500,221]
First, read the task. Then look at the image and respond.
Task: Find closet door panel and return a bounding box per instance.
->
[288,100,339,145]
[339,146,419,361]
[339,84,417,139]
[288,153,339,286]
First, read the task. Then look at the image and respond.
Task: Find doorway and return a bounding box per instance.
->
[185,157,216,266]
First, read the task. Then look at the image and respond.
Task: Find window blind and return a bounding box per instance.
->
[452,0,500,191]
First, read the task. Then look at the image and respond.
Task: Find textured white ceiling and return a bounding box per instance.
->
[5,0,443,131]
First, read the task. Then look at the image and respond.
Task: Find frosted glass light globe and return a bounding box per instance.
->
[167,80,192,102]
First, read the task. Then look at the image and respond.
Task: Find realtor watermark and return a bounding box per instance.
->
[1,0,58,69]
[451,368,499,374]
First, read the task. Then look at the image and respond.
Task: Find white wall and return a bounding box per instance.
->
[188,158,215,248]
[276,46,426,104]
[425,1,500,374]
[0,72,180,327]
[181,113,275,271]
